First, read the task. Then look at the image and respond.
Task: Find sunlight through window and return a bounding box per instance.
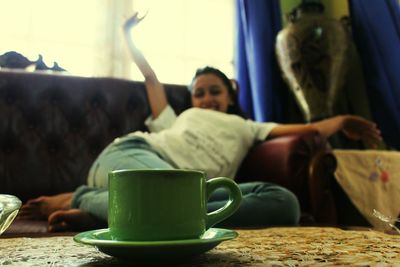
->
[131,0,235,84]
[0,0,234,84]
[0,0,110,76]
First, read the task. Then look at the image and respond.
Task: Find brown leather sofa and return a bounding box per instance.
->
[0,69,337,235]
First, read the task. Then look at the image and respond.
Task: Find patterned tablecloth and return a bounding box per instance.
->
[1,227,400,266]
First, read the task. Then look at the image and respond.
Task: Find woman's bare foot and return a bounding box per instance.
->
[18,192,73,220]
[48,209,106,232]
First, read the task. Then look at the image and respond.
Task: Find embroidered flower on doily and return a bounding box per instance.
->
[369,156,390,183]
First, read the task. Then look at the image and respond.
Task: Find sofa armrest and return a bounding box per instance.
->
[235,131,337,224]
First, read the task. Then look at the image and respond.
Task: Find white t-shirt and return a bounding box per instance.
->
[127,106,278,179]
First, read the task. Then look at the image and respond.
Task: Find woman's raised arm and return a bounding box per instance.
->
[123,13,168,119]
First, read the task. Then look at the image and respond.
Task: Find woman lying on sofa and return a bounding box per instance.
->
[18,13,382,232]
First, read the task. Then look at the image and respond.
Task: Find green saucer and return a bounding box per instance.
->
[74,228,238,261]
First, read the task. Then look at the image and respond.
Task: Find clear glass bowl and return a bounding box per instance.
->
[0,194,22,235]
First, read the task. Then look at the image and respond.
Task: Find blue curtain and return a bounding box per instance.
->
[235,0,286,122]
[349,0,400,149]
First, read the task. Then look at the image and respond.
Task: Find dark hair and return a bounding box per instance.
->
[189,66,247,118]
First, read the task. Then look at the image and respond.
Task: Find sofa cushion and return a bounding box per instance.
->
[0,70,191,202]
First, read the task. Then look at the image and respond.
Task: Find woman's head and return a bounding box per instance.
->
[189,66,246,118]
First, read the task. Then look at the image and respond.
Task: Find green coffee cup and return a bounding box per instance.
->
[108,169,242,241]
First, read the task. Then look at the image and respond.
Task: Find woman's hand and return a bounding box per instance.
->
[123,11,147,33]
[341,115,382,148]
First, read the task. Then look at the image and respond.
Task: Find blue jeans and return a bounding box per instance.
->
[72,137,300,227]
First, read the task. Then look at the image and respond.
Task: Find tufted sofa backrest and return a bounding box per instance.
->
[0,70,191,202]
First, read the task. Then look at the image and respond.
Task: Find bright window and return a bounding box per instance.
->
[131,0,235,84]
[0,0,117,77]
[0,0,235,85]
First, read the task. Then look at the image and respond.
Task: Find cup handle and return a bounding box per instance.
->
[205,177,242,229]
